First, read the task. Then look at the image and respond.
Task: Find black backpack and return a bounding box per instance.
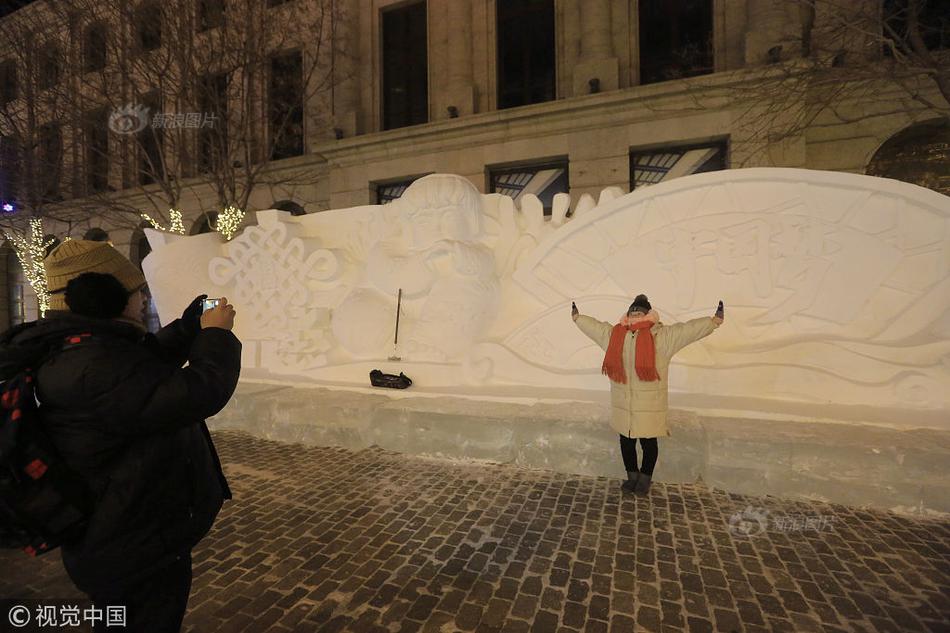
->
[0,325,95,556]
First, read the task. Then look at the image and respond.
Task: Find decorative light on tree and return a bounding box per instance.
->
[141,208,186,234]
[1,218,57,316]
[215,205,245,241]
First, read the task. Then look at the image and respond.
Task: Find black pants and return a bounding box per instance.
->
[89,552,193,633]
[619,435,658,476]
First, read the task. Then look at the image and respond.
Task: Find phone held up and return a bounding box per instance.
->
[202,298,221,313]
[716,300,724,318]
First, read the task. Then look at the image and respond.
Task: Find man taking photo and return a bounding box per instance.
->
[3,240,240,632]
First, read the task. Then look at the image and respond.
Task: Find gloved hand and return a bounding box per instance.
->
[182,294,208,330]
[712,300,724,325]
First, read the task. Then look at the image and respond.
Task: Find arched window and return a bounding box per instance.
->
[273,199,306,216]
[190,211,218,235]
[867,119,950,196]
[83,227,110,242]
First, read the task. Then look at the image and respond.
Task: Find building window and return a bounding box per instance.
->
[138,92,164,185]
[497,0,556,109]
[883,0,950,55]
[37,123,63,200]
[85,108,110,193]
[83,22,108,72]
[269,51,304,160]
[375,175,426,205]
[38,43,61,90]
[489,160,568,215]
[629,140,727,190]
[191,212,218,235]
[638,0,713,85]
[197,0,225,31]
[0,136,19,203]
[198,73,228,172]
[0,60,17,105]
[135,1,163,52]
[382,1,428,130]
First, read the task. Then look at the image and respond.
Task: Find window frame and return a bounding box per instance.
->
[488,157,569,215]
[380,0,429,131]
[268,49,305,161]
[628,138,729,191]
[495,0,557,110]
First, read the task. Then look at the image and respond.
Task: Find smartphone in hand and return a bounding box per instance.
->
[716,300,724,318]
[202,298,221,313]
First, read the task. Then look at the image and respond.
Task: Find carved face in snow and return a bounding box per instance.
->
[407,203,476,248]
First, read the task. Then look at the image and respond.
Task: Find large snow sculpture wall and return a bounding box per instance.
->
[143,170,950,412]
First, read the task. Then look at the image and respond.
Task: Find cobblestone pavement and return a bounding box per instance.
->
[3,430,949,633]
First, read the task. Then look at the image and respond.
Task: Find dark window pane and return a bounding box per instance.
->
[497,0,556,109]
[0,60,18,105]
[0,136,19,203]
[198,73,228,171]
[83,23,107,72]
[136,2,163,52]
[85,108,110,192]
[197,0,225,31]
[83,227,110,241]
[38,44,61,89]
[38,123,63,200]
[382,1,428,130]
[883,0,950,55]
[629,141,727,190]
[138,92,164,185]
[376,177,422,204]
[269,51,304,160]
[489,161,568,214]
[639,0,713,85]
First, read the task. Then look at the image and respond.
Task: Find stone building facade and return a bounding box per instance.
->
[0,0,946,328]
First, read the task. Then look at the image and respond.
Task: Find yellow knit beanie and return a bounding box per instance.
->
[44,240,147,311]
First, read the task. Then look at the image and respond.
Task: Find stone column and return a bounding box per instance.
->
[572,0,618,95]
[445,0,474,117]
[744,0,803,66]
[333,0,361,137]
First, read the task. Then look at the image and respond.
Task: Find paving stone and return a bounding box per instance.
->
[1,430,946,633]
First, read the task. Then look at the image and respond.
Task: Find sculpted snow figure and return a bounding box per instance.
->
[340,174,500,360]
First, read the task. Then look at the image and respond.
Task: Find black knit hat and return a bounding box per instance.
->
[64,272,129,319]
[628,294,652,314]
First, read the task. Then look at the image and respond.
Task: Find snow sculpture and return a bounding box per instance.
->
[142,169,950,414]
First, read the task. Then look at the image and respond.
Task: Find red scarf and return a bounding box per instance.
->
[602,320,660,384]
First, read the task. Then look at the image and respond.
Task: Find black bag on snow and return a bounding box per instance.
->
[369,369,412,389]
[0,325,96,556]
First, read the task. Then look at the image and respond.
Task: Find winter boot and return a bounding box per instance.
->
[634,473,652,496]
[621,471,639,493]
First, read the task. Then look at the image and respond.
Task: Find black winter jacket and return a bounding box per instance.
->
[3,312,241,593]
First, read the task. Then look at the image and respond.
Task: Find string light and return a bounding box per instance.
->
[168,209,185,234]
[215,205,245,241]
[140,208,186,234]
[1,218,56,317]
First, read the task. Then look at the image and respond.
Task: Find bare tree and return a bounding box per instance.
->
[663,0,949,166]
[40,0,347,237]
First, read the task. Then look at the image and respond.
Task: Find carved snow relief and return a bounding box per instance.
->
[143,170,950,413]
